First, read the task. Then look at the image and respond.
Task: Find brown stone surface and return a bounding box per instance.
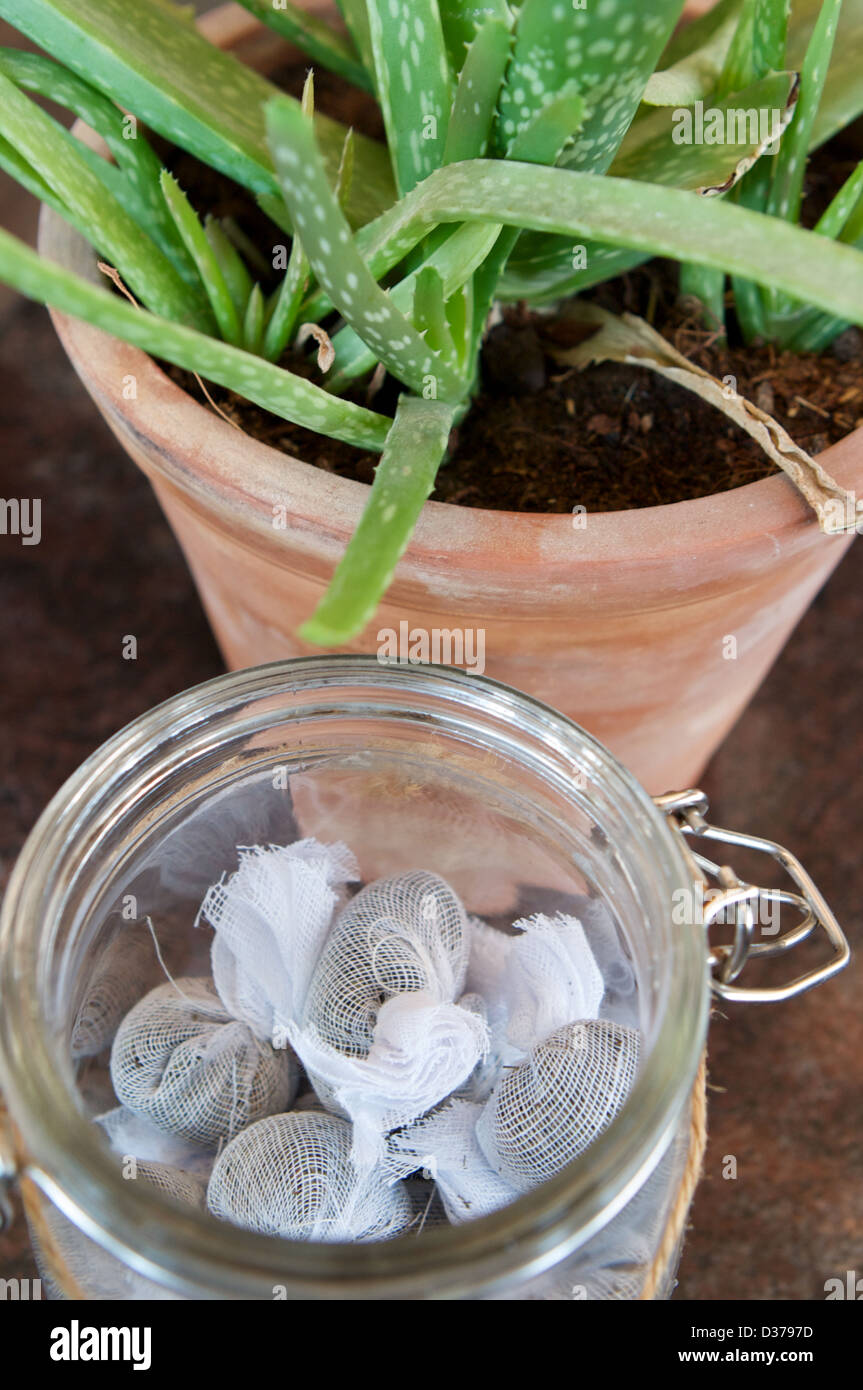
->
[1,296,861,1302]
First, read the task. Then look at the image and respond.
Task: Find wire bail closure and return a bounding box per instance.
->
[655,790,850,1003]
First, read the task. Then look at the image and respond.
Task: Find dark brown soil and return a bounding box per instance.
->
[163,61,863,513]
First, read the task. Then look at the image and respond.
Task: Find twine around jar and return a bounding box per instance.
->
[639,1052,708,1301]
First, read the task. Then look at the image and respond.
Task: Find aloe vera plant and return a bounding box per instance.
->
[0,0,862,643]
[674,0,863,348]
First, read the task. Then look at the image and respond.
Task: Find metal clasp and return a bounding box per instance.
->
[655,789,850,1003]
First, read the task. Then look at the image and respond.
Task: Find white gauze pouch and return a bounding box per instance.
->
[294,871,489,1164]
[198,838,360,1044]
[463,912,605,1095]
[110,977,298,1149]
[207,1110,414,1242]
[476,1019,641,1191]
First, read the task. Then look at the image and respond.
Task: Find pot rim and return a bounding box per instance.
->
[0,657,708,1299]
[36,4,863,572]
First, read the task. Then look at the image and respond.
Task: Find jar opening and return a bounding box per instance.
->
[0,658,708,1298]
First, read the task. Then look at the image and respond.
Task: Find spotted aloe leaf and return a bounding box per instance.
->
[767,0,842,225]
[498,0,684,172]
[261,70,314,364]
[505,0,863,305]
[266,97,467,402]
[234,0,372,92]
[299,396,458,646]
[0,68,211,330]
[335,158,863,329]
[0,0,395,227]
[500,70,799,303]
[366,0,453,196]
[718,0,790,96]
[438,0,513,72]
[0,48,192,275]
[0,226,391,452]
[328,222,501,388]
[443,18,513,164]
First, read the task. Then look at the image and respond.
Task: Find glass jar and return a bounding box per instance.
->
[0,659,843,1299]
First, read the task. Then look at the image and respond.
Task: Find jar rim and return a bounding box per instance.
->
[0,658,708,1298]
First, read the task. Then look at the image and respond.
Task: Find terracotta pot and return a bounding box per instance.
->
[39,3,861,793]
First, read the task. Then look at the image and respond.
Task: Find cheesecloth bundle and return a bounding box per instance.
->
[72,928,159,1059]
[476,1019,641,1190]
[101,834,646,1265]
[200,849,489,1166]
[391,1019,641,1219]
[109,976,298,1148]
[207,1111,414,1242]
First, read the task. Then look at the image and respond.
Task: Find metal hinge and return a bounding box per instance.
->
[655,789,850,1003]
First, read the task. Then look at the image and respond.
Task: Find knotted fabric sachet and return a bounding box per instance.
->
[101,836,643,1252]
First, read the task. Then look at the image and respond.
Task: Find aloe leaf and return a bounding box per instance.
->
[299,396,457,646]
[334,0,376,79]
[787,0,863,147]
[719,0,790,95]
[679,264,727,336]
[438,0,512,72]
[328,222,501,387]
[366,0,453,195]
[760,0,841,334]
[335,128,356,211]
[500,70,798,304]
[243,282,265,355]
[442,18,512,164]
[816,159,863,240]
[0,47,191,273]
[841,184,863,247]
[159,171,242,345]
[0,0,395,226]
[0,69,210,330]
[234,0,372,92]
[412,266,458,367]
[767,0,841,224]
[262,245,308,364]
[344,159,863,329]
[261,73,315,364]
[644,0,743,105]
[499,0,684,175]
[0,134,95,241]
[204,218,254,317]
[266,98,466,402]
[0,226,390,451]
[506,88,586,165]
